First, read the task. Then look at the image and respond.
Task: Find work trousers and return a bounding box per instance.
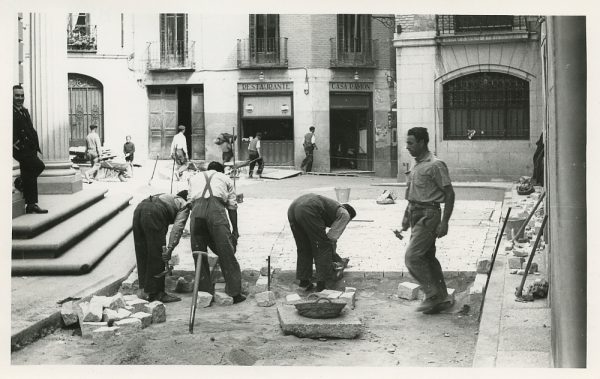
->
[248,151,264,175]
[18,154,45,205]
[190,197,242,297]
[300,146,314,172]
[132,198,170,295]
[287,197,335,282]
[404,205,448,299]
[174,148,188,175]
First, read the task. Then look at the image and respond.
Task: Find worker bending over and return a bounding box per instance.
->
[133,190,191,303]
[288,193,356,292]
[188,161,245,304]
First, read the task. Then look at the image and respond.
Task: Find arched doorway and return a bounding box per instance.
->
[68,74,104,147]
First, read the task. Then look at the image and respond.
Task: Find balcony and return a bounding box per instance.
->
[146,41,196,71]
[67,25,97,53]
[237,37,288,69]
[330,38,376,68]
[436,15,532,35]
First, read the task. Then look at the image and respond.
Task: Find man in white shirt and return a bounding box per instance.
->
[84,124,102,182]
[188,161,245,304]
[170,125,188,180]
[247,132,264,178]
[301,126,317,173]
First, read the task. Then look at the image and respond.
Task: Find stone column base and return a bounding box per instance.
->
[37,161,83,195]
[13,191,26,219]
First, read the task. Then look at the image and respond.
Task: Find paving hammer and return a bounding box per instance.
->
[154,246,173,278]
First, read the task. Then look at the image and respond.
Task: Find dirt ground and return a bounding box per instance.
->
[11,275,479,366]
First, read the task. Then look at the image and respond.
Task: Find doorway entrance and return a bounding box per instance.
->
[148,85,205,159]
[68,74,104,147]
[329,94,373,171]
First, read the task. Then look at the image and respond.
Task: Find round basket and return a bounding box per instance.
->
[294,293,346,319]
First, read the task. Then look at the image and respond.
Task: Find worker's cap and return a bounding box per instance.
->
[176,190,188,201]
[341,204,356,219]
[178,125,186,132]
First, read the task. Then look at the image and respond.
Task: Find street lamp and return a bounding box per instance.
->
[258,71,265,81]
[353,71,360,81]
[303,67,310,95]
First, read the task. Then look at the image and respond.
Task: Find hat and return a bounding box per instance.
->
[178,125,186,132]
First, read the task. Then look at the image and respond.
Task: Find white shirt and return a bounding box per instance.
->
[171,132,188,154]
[188,170,238,210]
[311,135,316,144]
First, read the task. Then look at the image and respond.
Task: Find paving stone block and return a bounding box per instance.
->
[214,291,233,306]
[508,257,525,269]
[122,294,139,302]
[252,275,269,294]
[344,287,357,293]
[339,292,356,309]
[60,301,78,326]
[108,293,127,310]
[144,301,167,323]
[397,282,421,300]
[285,293,302,304]
[78,301,102,322]
[90,295,111,309]
[91,326,120,342]
[476,257,491,274]
[102,308,119,323]
[81,321,108,339]
[126,298,149,313]
[175,277,194,293]
[255,291,276,307]
[318,290,342,299]
[214,282,227,292]
[277,305,362,339]
[260,266,270,277]
[114,318,143,333]
[516,269,526,275]
[116,308,132,319]
[196,291,213,308]
[131,312,153,328]
[529,262,539,273]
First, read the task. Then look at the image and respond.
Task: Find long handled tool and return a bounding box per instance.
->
[515,215,548,298]
[478,207,512,319]
[189,251,207,334]
[170,158,176,194]
[147,154,159,186]
[511,191,545,243]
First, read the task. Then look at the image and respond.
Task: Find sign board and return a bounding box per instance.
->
[238,82,293,93]
[329,82,373,92]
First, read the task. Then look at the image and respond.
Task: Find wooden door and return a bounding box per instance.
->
[148,87,178,158]
[191,88,205,159]
[68,74,104,147]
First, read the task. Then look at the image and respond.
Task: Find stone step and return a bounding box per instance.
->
[12,189,108,239]
[12,206,135,275]
[12,193,133,259]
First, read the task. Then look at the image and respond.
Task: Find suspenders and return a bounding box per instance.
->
[200,171,215,198]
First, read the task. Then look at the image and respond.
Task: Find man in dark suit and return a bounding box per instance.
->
[13,85,48,214]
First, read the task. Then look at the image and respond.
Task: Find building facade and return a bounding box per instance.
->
[16,13,396,176]
[394,15,543,181]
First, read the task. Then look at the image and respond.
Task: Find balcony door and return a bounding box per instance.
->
[337,14,371,60]
[249,14,279,64]
[160,14,188,67]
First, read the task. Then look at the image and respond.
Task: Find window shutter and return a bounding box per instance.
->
[337,15,344,52]
[249,14,256,56]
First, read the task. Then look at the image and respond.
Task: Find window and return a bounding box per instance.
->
[337,15,371,53]
[67,13,97,52]
[455,15,514,32]
[249,15,279,55]
[443,72,530,140]
[160,14,188,65]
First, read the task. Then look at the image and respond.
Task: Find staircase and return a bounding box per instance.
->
[12,188,135,276]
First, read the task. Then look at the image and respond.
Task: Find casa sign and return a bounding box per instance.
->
[329,82,373,92]
[238,82,293,92]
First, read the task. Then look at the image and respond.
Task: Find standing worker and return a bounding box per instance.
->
[84,124,102,182]
[300,126,317,173]
[133,190,191,303]
[247,132,264,179]
[123,135,136,164]
[400,127,455,314]
[287,194,356,292]
[214,133,234,164]
[188,161,246,304]
[170,125,189,180]
[12,85,48,214]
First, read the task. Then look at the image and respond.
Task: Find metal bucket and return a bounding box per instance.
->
[334,187,351,203]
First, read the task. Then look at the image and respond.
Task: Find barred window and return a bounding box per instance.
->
[443,72,530,140]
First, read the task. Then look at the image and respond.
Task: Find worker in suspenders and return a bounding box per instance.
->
[188,161,246,304]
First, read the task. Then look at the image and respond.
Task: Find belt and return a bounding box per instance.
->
[409,200,441,209]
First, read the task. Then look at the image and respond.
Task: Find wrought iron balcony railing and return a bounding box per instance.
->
[330,38,376,67]
[67,25,97,53]
[436,15,530,35]
[146,40,196,71]
[237,37,288,68]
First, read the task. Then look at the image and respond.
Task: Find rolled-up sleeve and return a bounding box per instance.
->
[167,199,191,250]
[327,207,351,241]
[224,179,238,210]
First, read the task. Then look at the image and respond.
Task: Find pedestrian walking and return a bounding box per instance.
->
[170,125,189,180]
[400,127,455,314]
[300,126,317,173]
[188,161,246,304]
[247,132,264,178]
[287,193,356,292]
[133,190,191,303]
[83,124,102,182]
[12,85,48,214]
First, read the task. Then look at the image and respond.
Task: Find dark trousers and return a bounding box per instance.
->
[133,199,169,294]
[190,197,242,297]
[222,150,233,164]
[248,151,264,175]
[18,154,45,205]
[287,196,335,282]
[301,146,314,172]
[404,206,448,299]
